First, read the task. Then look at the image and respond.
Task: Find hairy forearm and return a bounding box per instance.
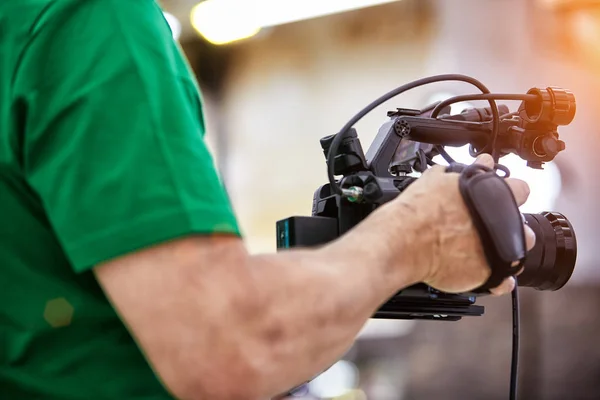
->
[242,249,394,397]
[95,201,426,400]
[196,202,425,399]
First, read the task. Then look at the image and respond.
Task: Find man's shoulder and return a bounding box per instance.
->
[12,0,184,93]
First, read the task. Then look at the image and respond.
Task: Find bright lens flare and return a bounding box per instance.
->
[191,0,401,45]
[191,0,261,45]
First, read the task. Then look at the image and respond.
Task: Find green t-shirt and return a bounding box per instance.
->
[0,0,240,398]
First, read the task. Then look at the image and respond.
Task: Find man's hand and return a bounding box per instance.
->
[382,153,535,294]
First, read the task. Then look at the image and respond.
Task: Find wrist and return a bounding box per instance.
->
[324,199,432,297]
[375,199,437,287]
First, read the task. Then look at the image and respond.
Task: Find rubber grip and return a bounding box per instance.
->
[447,163,526,293]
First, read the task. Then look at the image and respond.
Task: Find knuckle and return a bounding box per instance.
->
[521,180,531,197]
[517,179,530,196]
[508,178,530,199]
[427,165,446,175]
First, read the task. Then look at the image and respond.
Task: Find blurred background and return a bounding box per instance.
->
[159,0,600,398]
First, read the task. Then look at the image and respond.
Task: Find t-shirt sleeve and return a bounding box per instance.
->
[17,0,241,273]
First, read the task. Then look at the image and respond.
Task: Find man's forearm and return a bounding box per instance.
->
[205,201,425,398]
[95,156,521,400]
[95,202,425,400]
[241,249,397,397]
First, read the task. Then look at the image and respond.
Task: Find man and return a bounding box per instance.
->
[0,1,535,399]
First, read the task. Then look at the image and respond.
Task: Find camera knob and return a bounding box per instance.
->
[533,136,566,159]
[390,162,413,176]
[547,87,577,126]
[520,87,576,126]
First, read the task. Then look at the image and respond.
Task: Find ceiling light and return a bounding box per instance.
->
[191,0,401,45]
[190,0,261,45]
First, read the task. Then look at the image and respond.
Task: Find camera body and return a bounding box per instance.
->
[276,86,577,321]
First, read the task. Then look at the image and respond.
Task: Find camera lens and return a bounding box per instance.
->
[519,212,577,291]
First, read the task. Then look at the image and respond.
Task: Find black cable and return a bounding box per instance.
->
[430,94,539,119]
[435,145,456,164]
[415,149,429,172]
[510,278,521,400]
[327,74,498,195]
[431,93,538,163]
[495,164,511,178]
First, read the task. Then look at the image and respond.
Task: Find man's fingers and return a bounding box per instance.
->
[471,154,531,206]
[505,178,531,207]
[473,153,495,169]
[420,164,447,177]
[525,224,536,251]
[489,277,516,296]
[489,225,534,294]
[472,155,534,249]
[469,155,532,295]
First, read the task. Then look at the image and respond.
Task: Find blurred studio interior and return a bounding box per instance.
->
[159,0,600,399]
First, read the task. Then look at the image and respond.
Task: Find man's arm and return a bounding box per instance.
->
[17,2,414,397]
[94,203,422,400]
[94,157,534,400]
[15,2,532,398]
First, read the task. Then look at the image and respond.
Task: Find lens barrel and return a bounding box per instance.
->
[519,212,577,291]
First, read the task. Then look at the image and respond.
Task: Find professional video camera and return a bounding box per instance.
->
[275,74,577,399]
[275,74,578,397]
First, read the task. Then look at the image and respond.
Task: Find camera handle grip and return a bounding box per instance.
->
[446,163,527,294]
